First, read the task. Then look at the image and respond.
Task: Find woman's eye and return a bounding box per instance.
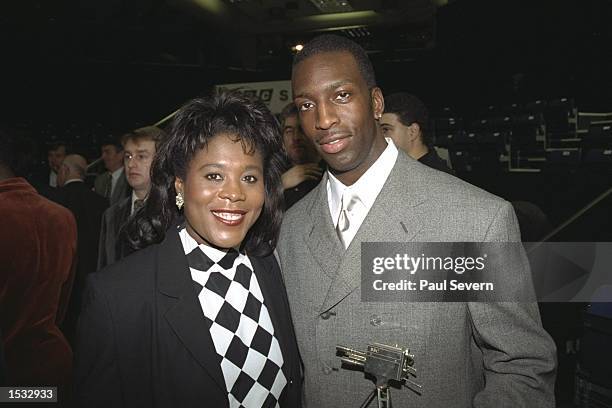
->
[243,175,258,183]
[205,173,223,181]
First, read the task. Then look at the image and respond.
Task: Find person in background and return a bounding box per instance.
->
[0,129,77,400]
[94,135,130,206]
[279,103,323,209]
[76,92,301,407]
[97,126,166,270]
[381,92,454,174]
[53,154,108,344]
[47,142,68,188]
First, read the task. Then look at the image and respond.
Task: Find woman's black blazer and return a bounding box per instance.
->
[74,227,302,407]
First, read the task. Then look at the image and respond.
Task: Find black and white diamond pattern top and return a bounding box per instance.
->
[178,228,287,408]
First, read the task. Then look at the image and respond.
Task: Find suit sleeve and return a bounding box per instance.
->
[470,201,557,408]
[73,274,123,407]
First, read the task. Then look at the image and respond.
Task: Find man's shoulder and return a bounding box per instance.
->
[103,195,131,216]
[283,183,320,222]
[397,156,505,207]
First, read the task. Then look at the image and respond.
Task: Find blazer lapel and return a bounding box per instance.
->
[156,228,226,393]
[304,174,345,281]
[320,152,431,313]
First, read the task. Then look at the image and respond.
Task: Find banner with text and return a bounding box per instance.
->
[215,80,292,114]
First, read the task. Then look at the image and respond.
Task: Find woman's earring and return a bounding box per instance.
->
[175,192,184,210]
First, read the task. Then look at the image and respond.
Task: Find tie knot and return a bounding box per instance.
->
[133,199,145,212]
[341,191,362,213]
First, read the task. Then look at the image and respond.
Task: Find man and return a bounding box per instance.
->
[54,154,108,343]
[47,142,67,188]
[277,34,556,407]
[94,136,130,206]
[0,130,77,393]
[279,102,324,209]
[381,92,453,174]
[97,126,165,270]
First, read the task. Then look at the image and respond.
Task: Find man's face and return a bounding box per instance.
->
[282,114,318,164]
[123,139,156,193]
[47,146,66,173]
[380,113,411,152]
[101,145,123,172]
[56,161,69,187]
[292,51,385,185]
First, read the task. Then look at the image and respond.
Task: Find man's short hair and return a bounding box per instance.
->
[47,141,68,153]
[279,103,298,125]
[100,134,124,152]
[384,92,431,145]
[292,34,377,89]
[121,126,167,149]
[0,127,38,177]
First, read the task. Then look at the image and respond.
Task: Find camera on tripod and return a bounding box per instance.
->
[336,343,421,407]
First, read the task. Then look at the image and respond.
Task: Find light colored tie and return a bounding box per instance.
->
[336,192,362,249]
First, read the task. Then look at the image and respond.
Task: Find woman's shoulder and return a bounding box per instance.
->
[90,242,161,293]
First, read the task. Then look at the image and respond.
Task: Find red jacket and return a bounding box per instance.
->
[0,177,77,388]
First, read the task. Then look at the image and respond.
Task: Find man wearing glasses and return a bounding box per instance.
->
[97,126,166,270]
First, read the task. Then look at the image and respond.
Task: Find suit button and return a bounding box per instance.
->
[322,366,333,375]
[320,311,336,320]
[370,314,382,326]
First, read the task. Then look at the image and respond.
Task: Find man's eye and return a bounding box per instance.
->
[205,173,223,181]
[299,102,314,112]
[243,175,258,183]
[335,91,351,102]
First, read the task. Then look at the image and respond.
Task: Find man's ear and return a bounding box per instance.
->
[407,123,422,142]
[371,87,384,119]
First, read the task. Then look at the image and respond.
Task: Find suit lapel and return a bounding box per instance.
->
[320,152,431,312]
[304,174,345,281]
[157,228,226,393]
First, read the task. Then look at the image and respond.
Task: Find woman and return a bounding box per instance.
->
[75,92,302,408]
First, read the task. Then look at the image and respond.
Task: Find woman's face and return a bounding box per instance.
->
[175,133,265,250]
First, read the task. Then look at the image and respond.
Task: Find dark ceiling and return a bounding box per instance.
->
[1,0,444,70]
[1,0,610,128]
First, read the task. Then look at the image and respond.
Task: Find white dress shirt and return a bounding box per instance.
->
[326,138,398,247]
[110,167,124,197]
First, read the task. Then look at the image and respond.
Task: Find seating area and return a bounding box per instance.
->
[432,98,612,173]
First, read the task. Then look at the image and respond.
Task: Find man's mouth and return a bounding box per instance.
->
[319,136,350,154]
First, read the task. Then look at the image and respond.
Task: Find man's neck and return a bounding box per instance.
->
[133,187,149,200]
[409,143,429,161]
[0,166,14,181]
[109,165,123,174]
[334,135,387,186]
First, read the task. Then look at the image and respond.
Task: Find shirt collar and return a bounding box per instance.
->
[64,178,84,186]
[178,226,240,264]
[327,137,398,223]
[111,167,124,181]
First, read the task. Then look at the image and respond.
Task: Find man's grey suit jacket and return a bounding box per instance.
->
[94,170,130,207]
[277,150,556,408]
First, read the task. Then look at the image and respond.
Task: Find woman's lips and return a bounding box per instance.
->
[211,210,247,226]
[319,137,349,154]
